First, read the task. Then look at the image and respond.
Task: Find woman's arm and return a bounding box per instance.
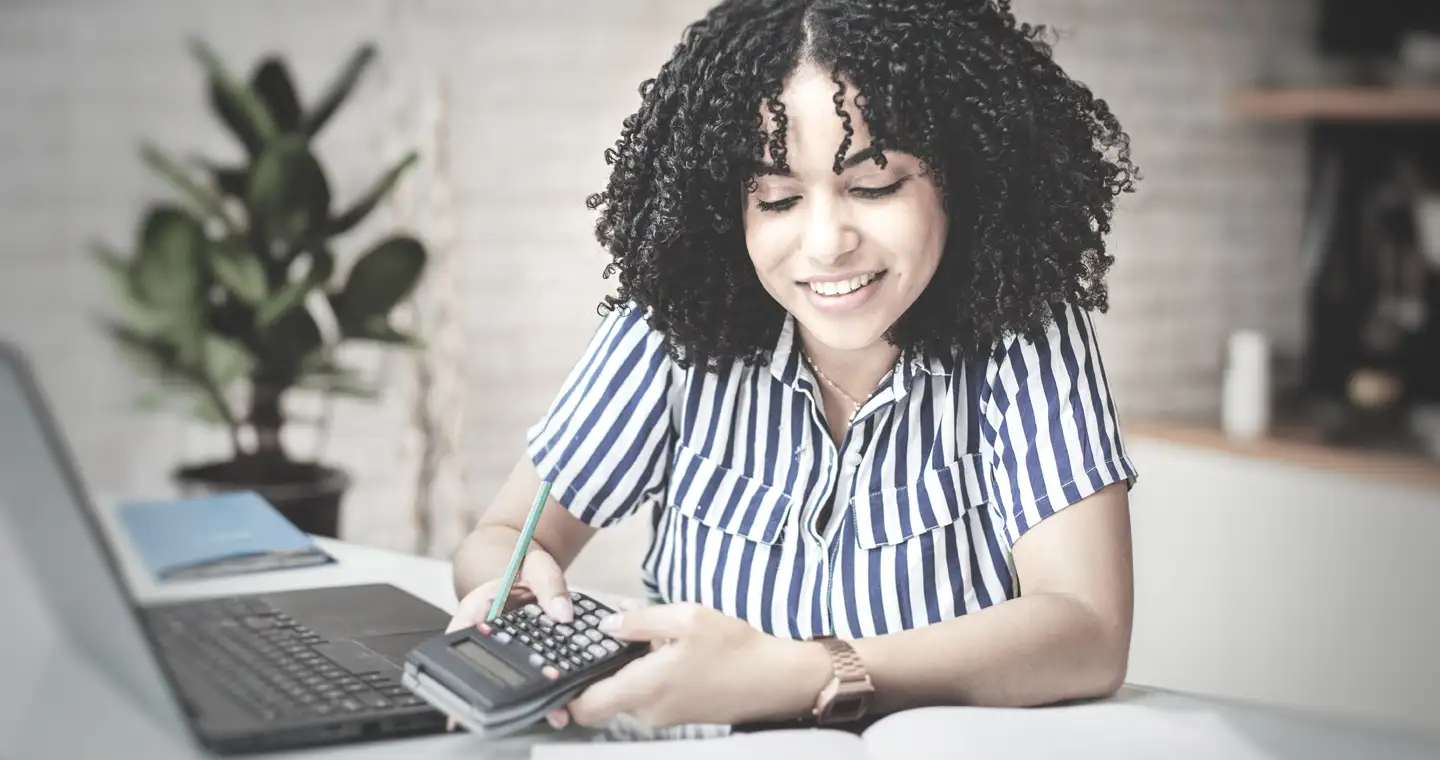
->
[767,482,1133,718]
[565,481,1132,728]
[450,454,598,611]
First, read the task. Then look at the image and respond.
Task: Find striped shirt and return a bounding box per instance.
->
[527,301,1138,640]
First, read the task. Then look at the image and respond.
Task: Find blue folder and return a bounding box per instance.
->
[118,491,335,581]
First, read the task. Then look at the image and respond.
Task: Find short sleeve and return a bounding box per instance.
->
[526,303,675,528]
[979,302,1139,545]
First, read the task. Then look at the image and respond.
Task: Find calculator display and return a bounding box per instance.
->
[452,639,526,688]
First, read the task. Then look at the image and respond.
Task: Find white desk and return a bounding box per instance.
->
[4,509,1440,760]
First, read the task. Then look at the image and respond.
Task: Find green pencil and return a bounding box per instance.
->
[486,479,553,622]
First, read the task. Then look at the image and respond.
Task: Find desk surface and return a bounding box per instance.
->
[4,501,1440,760]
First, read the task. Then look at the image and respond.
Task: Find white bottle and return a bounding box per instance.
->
[1222,330,1271,440]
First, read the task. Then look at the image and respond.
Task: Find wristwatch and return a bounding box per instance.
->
[808,635,874,724]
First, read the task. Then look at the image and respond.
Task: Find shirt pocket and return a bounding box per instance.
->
[665,442,795,545]
[850,452,992,549]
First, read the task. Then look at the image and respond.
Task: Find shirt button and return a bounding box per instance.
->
[843,450,862,467]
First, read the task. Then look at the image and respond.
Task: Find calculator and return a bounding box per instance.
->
[402,590,647,738]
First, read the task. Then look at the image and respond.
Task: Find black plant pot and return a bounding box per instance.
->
[172,459,351,538]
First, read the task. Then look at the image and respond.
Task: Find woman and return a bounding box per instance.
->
[450,0,1140,732]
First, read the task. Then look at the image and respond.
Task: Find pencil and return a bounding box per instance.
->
[486,479,553,621]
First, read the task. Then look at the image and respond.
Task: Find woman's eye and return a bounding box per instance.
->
[851,176,910,199]
[757,196,800,213]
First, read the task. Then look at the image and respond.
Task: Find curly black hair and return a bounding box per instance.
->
[586,0,1138,369]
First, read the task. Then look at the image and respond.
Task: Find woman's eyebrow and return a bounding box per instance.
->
[753,145,888,178]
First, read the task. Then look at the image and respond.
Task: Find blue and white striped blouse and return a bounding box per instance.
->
[526,301,1138,640]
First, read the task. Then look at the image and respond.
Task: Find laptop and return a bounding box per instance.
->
[0,342,452,755]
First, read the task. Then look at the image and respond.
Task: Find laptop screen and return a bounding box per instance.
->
[0,347,190,734]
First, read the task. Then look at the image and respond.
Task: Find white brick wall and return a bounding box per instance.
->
[0,0,1315,557]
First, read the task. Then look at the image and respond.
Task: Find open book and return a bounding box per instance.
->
[530,686,1439,760]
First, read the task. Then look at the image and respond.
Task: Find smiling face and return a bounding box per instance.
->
[742,59,948,356]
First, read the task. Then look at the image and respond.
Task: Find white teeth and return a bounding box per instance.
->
[809,272,877,296]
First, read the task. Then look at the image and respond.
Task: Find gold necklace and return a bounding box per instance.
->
[803,353,864,420]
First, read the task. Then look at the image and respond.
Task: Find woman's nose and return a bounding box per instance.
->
[800,198,860,265]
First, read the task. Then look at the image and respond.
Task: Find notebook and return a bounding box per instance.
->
[529,688,1385,760]
[117,491,335,581]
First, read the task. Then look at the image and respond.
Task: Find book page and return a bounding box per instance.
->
[531,727,866,760]
[859,701,1279,760]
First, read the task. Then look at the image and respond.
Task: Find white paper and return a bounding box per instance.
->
[859,702,1278,760]
[531,728,866,760]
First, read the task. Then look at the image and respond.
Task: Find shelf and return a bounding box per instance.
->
[1128,418,1440,494]
[1230,86,1440,122]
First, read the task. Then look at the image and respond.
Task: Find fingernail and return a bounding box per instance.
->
[549,595,573,622]
[598,612,620,632]
[546,710,568,729]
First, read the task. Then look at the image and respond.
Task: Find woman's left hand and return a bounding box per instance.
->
[545,602,809,730]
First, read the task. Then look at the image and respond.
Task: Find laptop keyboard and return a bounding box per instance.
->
[150,597,426,723]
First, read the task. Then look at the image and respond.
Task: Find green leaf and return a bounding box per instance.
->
[190,38,276,156]
[300,43,376,137]
[205,162,248,199]
[251,57,301,132]
[247,134,331,242]
[208,238,268,304]
[103,320,186,381]
[254,247,334,329]
[133,206,207,308]
[140,143,239,233]
[90,241,174,336]
[328,151,418,236]
[332,235,426,332]
[266,306,324,381]
[201,334,254,388]
[350,318,426,348]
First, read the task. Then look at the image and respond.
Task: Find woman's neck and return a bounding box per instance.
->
[797,328,900,405]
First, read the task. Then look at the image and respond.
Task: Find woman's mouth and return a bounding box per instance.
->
[799,271,887,312]
[806,271,884,296]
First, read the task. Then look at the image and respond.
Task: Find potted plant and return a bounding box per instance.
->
[93,39,428,537]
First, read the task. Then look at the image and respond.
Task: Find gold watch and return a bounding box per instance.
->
[809,635,874,724]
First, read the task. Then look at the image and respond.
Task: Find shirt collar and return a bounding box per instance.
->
[768,312,952,398]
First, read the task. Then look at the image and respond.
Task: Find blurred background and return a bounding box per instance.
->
[2,0,1438,740]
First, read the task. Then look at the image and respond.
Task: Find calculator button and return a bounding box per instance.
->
[570,591,584,601]
[537,614,555,628]
[582,614,600,626]
[587,644,607,659]
[568,655,585,667]
[578,599,597,612]
[493,631,512,644]
[570,634,590,648]
[580,651,595,662]
[519,634,532,645]
[555,624,574,637]
[529,653,546,668]
[572,619,589,632]
[542,636,558,649]
[523,604,543,617]
[585,630,605,644]
[601,639,621,653]
[593,609,611,619]
[557,660,572,671]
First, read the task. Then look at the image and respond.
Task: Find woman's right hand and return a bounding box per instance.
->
[444,548,575,635]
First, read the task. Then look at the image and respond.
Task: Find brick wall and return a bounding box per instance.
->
[0,0,1315,556]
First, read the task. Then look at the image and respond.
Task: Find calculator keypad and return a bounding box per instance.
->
[477,592,631,681]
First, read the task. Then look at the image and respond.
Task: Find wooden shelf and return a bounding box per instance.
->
[1128,418,1440,494]
[1230,86,1440,122]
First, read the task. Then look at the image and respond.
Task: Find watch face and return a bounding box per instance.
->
[824,693,868,724]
